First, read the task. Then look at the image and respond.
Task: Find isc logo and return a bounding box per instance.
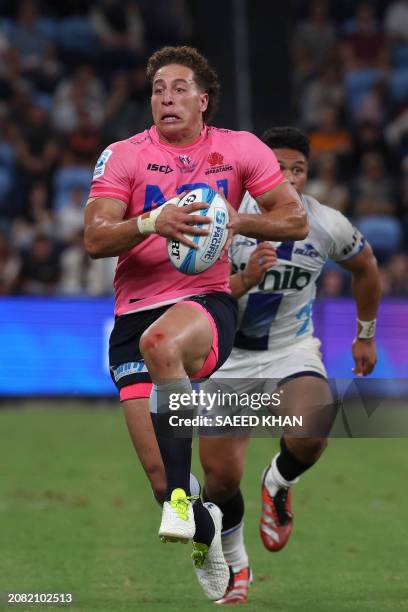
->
[259,265,311,291]
[147,163,173,174]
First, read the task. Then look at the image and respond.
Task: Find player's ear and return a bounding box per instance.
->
[199,92,209,113]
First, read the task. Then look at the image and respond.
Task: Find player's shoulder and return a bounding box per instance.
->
[302,193,348,229]
[208,126,263,145]
[302,193,356,246]
[110,129,151,151]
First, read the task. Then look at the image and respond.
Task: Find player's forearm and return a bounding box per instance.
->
[84,217,146,258]
[234,204,308,241]
[230,272,252,298]
[351,264,381,320]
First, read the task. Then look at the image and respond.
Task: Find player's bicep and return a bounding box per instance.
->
[338,242,376,273]
[84,197,127,227]
[255,181,302,213]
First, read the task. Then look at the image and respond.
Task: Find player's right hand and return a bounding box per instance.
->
[155,199,212,248]
[244,242,277,286]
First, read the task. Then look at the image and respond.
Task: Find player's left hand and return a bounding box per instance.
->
[352,338,377,376]
[222,201,240,254]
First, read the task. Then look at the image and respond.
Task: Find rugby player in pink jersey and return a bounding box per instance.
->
[84,45,308,600]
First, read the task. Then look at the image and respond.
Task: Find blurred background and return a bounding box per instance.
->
[0,0,407,395]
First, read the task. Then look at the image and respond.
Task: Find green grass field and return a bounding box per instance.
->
[1,405,407,611]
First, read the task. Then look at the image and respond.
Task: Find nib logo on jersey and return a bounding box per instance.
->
[205,152,233,175]
[259,265,312,291]
[294,243,321,258]
[176,154,197,173]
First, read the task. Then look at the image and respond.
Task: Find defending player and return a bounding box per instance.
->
[199,127,381,604]
[84,48,308,600]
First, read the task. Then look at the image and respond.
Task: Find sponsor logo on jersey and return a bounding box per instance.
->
[111,361,147,381]
[93,149,112,178]
[294,242,321,258]
[176,154,197,173]
[205,151,233,175]
[342,228,364,257]
[259,265,312,291]
[146,162,173,174]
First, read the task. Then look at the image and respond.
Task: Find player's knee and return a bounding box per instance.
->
[140,330,181,372]
[286,437,328,464]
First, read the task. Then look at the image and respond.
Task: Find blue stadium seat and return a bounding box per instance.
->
[356,215,403,263]
[53,166,93,211]
[344,69,385,115]
[391,43,408,69]
[390,68,408,104]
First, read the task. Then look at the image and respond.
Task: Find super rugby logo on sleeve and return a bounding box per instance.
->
[93,149,113,178]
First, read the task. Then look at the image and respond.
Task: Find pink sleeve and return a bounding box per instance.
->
[89,141,133,204]
[237,131,283,197]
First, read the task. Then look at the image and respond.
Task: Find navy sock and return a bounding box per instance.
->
[276,437,314,481]
[192,499,215,546]
[203,488,244,532]
[150,410,192,498]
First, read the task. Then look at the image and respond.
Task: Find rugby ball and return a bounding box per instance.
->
[167,187,229,275]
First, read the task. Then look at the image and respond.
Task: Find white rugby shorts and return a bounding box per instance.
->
[213,336,327,390]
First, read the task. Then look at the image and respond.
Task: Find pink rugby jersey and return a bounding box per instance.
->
[89,125,283,315]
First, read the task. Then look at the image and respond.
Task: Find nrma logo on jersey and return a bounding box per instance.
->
[259,265,312,291]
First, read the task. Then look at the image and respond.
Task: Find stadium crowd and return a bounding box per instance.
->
[0,0,407,297]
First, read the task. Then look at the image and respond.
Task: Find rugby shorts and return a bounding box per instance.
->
[109,292,237,400]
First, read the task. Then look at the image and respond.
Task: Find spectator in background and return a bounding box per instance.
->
[6,0,52,78]
[17,233,60,295]
[340,2,387,71]
[90,0,145,77]
[308,105,352,161]
[385,0,408,44]
[0,231,20,294]
[0,116,18,226]
[64,110,102,166]
[300,62,344,130]
[352,120,391,168]
[56,186,86,243]
[24,182,54,238]
[306,153,350,213]
[385,102,408,156]
[102,67,151,144]
[59,229,116,296]
[293,0,338,87]
[51,64,105,133]
[143,0,192,51]
[386,252,408,295]
[353,152,395,204]
[317,267,345,297]
[14,100,59,199]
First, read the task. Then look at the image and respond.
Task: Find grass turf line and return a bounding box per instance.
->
[0,406,407,611]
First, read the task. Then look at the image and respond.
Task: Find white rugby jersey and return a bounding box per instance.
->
[231,193,365,351]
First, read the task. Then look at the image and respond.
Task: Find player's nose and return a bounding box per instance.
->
[162,90,174,104]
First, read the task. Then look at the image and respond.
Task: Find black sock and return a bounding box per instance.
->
[276,437,314,481]
[192,499,215,546]
[203,489,244,532]
[150,410,192,498]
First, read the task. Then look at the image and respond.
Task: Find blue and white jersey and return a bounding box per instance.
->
[231,193,365,351]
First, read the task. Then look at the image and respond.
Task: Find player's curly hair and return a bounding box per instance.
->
[146,46,220,123]
[262,127,310,159]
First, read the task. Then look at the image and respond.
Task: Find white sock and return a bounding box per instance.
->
[221,521,249,572]
[265,453,299,497]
